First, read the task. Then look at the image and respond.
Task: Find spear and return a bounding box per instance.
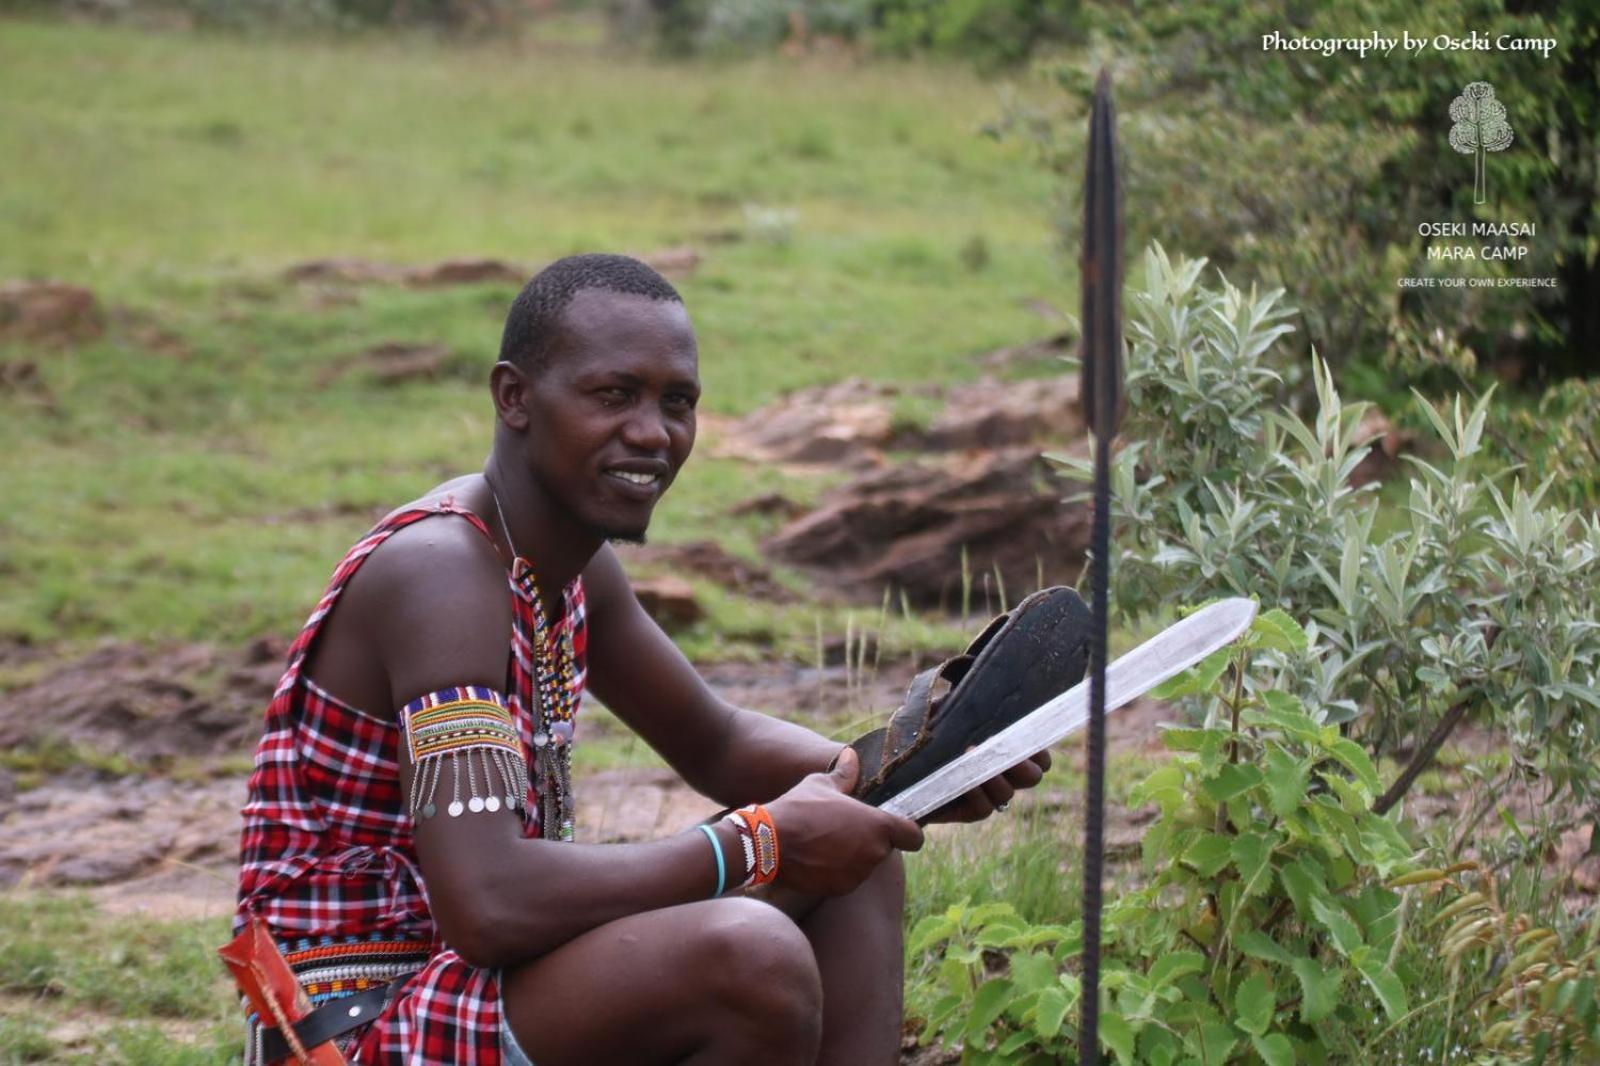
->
[1078,67,1124,1066]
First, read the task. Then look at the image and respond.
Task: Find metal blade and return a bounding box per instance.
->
[878,598,1256,821]
[1079,68,1125,438]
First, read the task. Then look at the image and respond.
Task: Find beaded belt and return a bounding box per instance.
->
[242,934,431,1065]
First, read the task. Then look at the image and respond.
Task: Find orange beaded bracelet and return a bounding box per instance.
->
[722,804,780,888]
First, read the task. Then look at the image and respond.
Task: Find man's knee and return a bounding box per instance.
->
[700,897,823,1046]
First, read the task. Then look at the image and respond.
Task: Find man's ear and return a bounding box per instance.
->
[490,361,531,431]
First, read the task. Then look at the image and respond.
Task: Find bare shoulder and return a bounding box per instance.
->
[577,542,636,618]
[311,512,514,716]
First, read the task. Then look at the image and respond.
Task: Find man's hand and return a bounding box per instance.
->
[920,749,1053,824]
[765,747,924,897]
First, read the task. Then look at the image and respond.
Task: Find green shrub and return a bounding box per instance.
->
[912,611,1422,1063]
[1051,246,1600,818]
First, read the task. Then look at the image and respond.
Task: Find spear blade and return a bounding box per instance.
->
[1078,66,1124,1066]
[1080,68,1125,438]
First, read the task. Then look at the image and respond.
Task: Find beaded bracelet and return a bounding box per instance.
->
[722,804,780,888]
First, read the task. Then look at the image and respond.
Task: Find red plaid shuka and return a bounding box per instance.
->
[235,501,588,1064]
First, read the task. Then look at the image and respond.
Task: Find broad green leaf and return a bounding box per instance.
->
[938,956,969,995]
[1252,1033,1296,1066]
[976,920,1027,946]
[966,979,1013,1040]
[1230,832,1277,898]
[1251,609,1308,654]
[1356,954,1407,1022]
[1312,897,1364,957]
[1160,727,1223,753]
[1134,764,1188,817]
[1245,702,1322,744]
[1264,747,1311,818]
[997,1028,1036,1055]
[1290,956,1341,1023]
[908,914,958,954]
[1234,930,1292,967]
[1202,763,1263,804]
[917,993,963,1044]
[1032,987,1070,1039]
[1149,951,1206,987]
[1320,771,1373,815]
[1100,1010,1136,1063]
[1199,1022,1240,1063]
[1184,833,1234,877]
[1009,951,1059,995]
[1278,857,1326,919]
[1234,972,1274,1036]
[1152,647,1231,698]
[1325,737,1381,794]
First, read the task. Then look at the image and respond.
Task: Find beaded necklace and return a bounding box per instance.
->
[491,484,579,842]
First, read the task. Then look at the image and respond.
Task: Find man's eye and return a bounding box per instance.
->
[598,388,631,404]
[666,394,697,410]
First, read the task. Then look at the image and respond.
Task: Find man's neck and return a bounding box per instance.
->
[481,456,601,609]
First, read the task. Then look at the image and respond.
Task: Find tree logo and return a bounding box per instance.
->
[1449,81,1514,205]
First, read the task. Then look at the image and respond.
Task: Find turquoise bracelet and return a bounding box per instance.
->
[696,823,727,898]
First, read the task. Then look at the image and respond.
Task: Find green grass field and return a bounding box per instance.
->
[0,17,1101,1059]
[0,16,1080,658]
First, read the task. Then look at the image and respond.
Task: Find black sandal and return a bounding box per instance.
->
[848,586,1093,808]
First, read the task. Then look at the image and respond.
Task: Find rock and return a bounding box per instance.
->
[0,281,104,347]
[282,258,406,285]
[0,641,272,767]
[405,258,525,287]
[630,575,705,631]
[719,377,900,466]
[719,373,1086,469]
[901,374,1083,452]
[618,540,793,602]
[284,248,701,290]
[321,341,455,386]
[728,492,807,520]
[763,448,1091,608]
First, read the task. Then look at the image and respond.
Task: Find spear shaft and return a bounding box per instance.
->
[1078,67,1124,1066]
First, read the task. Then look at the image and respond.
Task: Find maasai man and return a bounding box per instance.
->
[234,254,1050,1065]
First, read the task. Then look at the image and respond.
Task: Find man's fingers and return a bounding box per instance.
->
[1002,759,1046,789]
[885,814,925,852]
[981,777,1015,809]
[829,745,859,792]
[1031,749,1052,772]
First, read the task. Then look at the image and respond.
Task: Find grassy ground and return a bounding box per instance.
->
[0,16,1076,659]
[0,15,1097,1060]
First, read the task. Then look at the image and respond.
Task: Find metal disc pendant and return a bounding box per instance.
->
[448,800,465,818]
[468,796,485,813]
[484,796,500,813]
[422,803,437,819]
[533,730,549,748]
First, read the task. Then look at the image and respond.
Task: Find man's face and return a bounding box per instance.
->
[521,289,700,544]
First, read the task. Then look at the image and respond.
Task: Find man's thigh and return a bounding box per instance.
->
[499,896,818,1066]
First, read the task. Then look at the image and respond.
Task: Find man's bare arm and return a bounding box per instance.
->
[364,522,918,970]
[578,544,842,807]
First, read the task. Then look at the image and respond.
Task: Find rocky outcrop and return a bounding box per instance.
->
[763,448,1090,608]
[0,280,104,347]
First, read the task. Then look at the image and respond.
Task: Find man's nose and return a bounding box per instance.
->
[622,406,672,451]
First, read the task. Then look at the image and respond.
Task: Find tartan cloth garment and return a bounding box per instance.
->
[234,500,587,1064]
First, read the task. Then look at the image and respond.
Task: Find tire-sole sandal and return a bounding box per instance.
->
[847,586,1093,810]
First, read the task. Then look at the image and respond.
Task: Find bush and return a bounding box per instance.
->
[913,612,1424,1063]
[1051,246,1600,820]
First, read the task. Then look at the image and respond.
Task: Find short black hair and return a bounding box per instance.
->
[498,253,683,372]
